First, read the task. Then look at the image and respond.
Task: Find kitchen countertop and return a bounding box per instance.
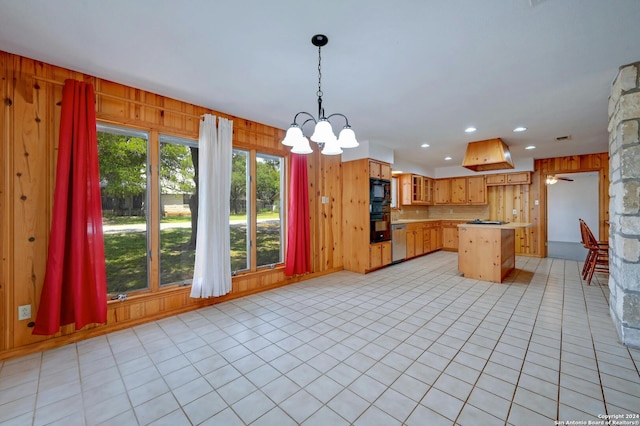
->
[457,222,532,229]
[392,218,482,224]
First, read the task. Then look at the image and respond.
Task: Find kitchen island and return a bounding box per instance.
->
[457,222,532,283]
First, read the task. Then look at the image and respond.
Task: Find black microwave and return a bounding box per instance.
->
[370,178,390,202]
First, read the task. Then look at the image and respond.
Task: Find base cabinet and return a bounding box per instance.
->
[406,224,424,258]
[370,241,392,270]
[422,223,443,253]
[441,221,463,251]
[405,221,442,260]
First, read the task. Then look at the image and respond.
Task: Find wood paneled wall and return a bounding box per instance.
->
[0,51,343,360]
[535,153,609,257]
[485,153,609,258]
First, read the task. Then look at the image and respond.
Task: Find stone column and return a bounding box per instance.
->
[608,61,640,349]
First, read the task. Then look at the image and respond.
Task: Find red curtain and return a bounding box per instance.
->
[33,80,107,335]
[285,154,311,276]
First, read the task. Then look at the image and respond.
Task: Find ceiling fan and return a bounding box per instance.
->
[546,175,574,185]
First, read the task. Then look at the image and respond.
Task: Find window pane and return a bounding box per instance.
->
[98,125,149,294]
[231,150,249,272]
[256,153,284,267]
[159,135,197,286]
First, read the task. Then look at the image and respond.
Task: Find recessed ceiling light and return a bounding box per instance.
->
[465,127,477,133]
[444,156,452,160]
[421,143,430,148]
[525,145,536,150]
[513,126,527,132]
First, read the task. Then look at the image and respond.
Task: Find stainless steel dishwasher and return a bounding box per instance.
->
[391,223,407,263]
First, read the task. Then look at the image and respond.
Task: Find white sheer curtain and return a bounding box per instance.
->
[191,114,233,298]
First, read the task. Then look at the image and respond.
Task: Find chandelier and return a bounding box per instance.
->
[281,34,358,155]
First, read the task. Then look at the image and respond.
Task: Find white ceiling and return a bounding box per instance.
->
[1,0,639,172]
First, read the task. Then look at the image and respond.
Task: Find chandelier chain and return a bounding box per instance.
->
[316,46,323,98]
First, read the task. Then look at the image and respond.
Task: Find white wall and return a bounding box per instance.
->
[547,172,599,242]
[341,140,395,164]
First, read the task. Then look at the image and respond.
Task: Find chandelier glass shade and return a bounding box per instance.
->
[282,34,358,156]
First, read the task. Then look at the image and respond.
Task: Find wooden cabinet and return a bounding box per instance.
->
[507,172,531,184]
[467,175,487,204]
[404,221,442,259]
[400,174,433,205]
[370,241,392,270]
[434,179,452,204]
[431,226,443,251]
[458,225,519,283]
[422,221,442,253]
[435,177,486,205]
[369,160,391,180]
[406,223,424,258]
[422,177,434,204]
[342,158,393,273]
[450,177,468,204]
[441,220,463,251]
[486,172,531,186]
[485,174,506,185]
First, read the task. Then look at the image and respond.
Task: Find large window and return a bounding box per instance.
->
[97,125,149,295]
[231,149,285,274]
[231,150,250,271]
[255,153,284,267]
[159,135,197,286]
[98,124,286,295]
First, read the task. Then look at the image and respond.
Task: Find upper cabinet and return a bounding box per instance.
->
[486,172,531,186]
[434,179,451,204]
[506,172,531,184]
[400,174,433,205]
[450,177,468,204]
[435,176,486,205]
[369,160,391,180]
[467,175,487,205]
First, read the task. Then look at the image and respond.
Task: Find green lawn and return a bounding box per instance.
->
[104,215,281,294]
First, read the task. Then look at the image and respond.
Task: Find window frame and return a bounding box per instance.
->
[97,121,290,300]
[158,133,199,287]
[232,148,287,275]
[97,123,151,296]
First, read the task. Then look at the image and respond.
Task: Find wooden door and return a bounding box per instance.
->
[381,241,392,265]
[406,229,417,258]
[369,244,382,269]
[423,178,433,204]
[467,175,487,204]
[434,179,452,204]
[431,227,442,250]
[450,177,468,204]
[442,224,459,251]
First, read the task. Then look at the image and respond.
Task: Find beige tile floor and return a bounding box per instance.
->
[1,251,638,425]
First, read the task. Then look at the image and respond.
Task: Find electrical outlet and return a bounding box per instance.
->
[18,304,31,321]
[512,209,518,215]
[534,199,539,206]
[321,196,329,204]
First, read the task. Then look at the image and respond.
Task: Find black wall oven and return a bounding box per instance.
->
[370,178,391,242]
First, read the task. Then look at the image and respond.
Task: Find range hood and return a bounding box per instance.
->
[462,138,514,171]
